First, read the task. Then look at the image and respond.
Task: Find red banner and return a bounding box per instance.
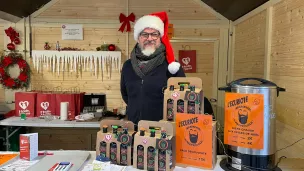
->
[179,50,196,73]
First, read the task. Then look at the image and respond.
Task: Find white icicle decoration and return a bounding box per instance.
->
[31,50,121,78]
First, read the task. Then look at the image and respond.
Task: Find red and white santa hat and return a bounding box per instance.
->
[133,11,181,74]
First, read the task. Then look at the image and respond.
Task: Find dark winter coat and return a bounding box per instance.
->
[120,59,185,124]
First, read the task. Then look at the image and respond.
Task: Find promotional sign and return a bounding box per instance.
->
[20,133,38,161]
[175,114,213,168]
[224,93,264,149]
[178,50,196,73]
[62,24,83,40]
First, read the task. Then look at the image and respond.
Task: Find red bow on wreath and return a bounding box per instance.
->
[118,13,136,33]
[5,27,21,51]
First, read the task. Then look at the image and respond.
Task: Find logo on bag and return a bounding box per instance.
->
[181,57,193,71]
[41,102,49,110]
[19,101,29,110]
[182,57,190,65]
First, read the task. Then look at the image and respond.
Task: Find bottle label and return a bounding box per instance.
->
[110,144,117,164]
[120,145,128,165]
[158,151,166,170]
[147,147,155,170]
[167,99,174,120]
[177,100,184,113]
[99,141,107,157]
[137,148,144,169]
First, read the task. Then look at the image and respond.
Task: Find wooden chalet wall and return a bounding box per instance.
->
[231,0,304,158]
[0,20,6,110]
[233,11,266,79]
[27,0,228,112]
[0,0,229,150]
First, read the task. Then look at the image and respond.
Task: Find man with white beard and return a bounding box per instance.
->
[120,11,185,125]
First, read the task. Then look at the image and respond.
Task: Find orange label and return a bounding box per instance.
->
[175,113,213,168]
[0,154,18,165]
[224,92,264,149]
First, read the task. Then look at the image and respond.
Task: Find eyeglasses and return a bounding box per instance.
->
[139,32,160,39]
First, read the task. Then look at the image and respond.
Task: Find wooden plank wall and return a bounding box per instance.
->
[31,0,221,110]
[23,0,223,150]
[0,25,4,105]
[271,0,304,158]
[232,0,304,158]
[234,11,266,79]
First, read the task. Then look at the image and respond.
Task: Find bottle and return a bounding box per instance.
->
[158,130,167,171]
[187,85,196,114]
[120,127,129,165]
[169,85,174,91]
[99,141,107,158]
[120,144,128,165]
[140,128,145,136]
[112,125,118,134]
[110,142,117,164]
[147,146,155,171]
[177,99,184,113]
[150,129,155,137]
[180,85,184,91]
[167,99,174,121]
[137,145,144,169]
[55,41,60,51]
[103,125,108,133]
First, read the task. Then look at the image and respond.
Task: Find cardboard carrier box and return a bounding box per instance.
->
[96,119,135,166]
[133,120,176,171]
[163,77,204,121]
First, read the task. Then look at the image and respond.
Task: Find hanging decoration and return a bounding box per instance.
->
[97,44,116,51]
[44,42,51,50]
[0,53,31,90]
[5,27,21,51]
[118,13,136,33]
[31,50,121,80]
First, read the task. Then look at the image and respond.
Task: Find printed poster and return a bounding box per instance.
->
[224,92,264,149]
[62,24,83,40]
[175,114,213,168]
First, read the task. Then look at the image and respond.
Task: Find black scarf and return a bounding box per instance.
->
[130,43,165,78]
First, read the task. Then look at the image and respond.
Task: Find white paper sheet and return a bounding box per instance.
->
[0,159,39,171]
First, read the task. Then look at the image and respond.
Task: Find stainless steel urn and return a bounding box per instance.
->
[218,78,285,171]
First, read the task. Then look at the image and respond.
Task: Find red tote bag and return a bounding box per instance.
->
[36,93,56,117]
[15,92,37,117]
[55,93,76,120]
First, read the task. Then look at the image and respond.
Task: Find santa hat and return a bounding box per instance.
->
[133,11,180,74]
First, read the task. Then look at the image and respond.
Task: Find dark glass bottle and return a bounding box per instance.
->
[137,145,144,169]
[99,141,107,158]
[110,142,117,164]
[147,146,155,171]
[120,127,129,165]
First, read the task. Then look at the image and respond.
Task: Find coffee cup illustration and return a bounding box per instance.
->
[238,109,248,124]
[189,129,199,144]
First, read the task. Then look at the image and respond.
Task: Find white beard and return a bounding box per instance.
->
[141,47,156,56]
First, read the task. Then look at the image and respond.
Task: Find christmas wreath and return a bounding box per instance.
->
[0,53,31,89]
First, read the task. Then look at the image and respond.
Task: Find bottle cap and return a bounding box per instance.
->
[140,127,145,136]
[169,85,174,91]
